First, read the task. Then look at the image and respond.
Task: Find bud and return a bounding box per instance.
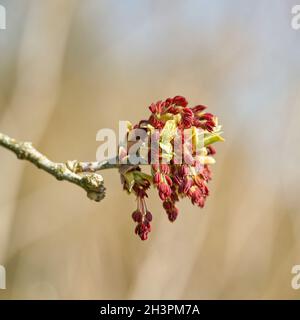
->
[160,164,170,175]
[153,172,161,184]
[173,95,188,107]
[132,210,142,222]
[192,105,207,113]
[165,175,173,186]
[168,207,179,222]
[145,211,153,222]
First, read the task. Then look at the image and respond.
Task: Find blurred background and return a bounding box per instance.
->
[0,0,300,299]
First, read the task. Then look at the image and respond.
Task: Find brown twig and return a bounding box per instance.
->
[0,132,119,202]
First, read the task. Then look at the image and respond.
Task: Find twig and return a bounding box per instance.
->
[0,132,119,202]
[67,159,119,173]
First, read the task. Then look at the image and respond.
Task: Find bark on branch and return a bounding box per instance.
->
[0,132,119,202]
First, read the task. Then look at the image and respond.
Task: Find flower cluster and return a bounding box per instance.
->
[120,96,223,240]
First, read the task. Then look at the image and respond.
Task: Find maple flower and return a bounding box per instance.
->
[119,96,224,240]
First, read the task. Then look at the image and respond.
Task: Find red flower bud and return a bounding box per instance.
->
[191,188,205,207]
[170,190,179,202]
[204,120,215,132]
[158,183,171,198]
[173,174,183,186]
[149,115,164,129]
[153,172,161,184]
[160,164,170,175]
[199,112,214,120]
[145,211,153,222]
[152,164,159,172]
[183,107,193,117]
[135,222,150,240]
[192,105,207,113]
[181,107,194,128]
[168,106,181,114]
[202,165,212,181]
[163,201,173,210]
[168,207,179,222]
[183,178,193,194]
[179,165,189,177]
[132,210,143,223]
[207,145,216,155]
[149,103,157,113]
[173,95,188,107]
[165,175,173,186]
[159,191,167,201]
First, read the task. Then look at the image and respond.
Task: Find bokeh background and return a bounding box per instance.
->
[0,0,300,299]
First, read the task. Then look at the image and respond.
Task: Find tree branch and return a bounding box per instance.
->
[0,132,119,202]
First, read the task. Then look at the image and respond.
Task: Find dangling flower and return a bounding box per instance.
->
[119,95,224,240]
[133,197,152,241]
